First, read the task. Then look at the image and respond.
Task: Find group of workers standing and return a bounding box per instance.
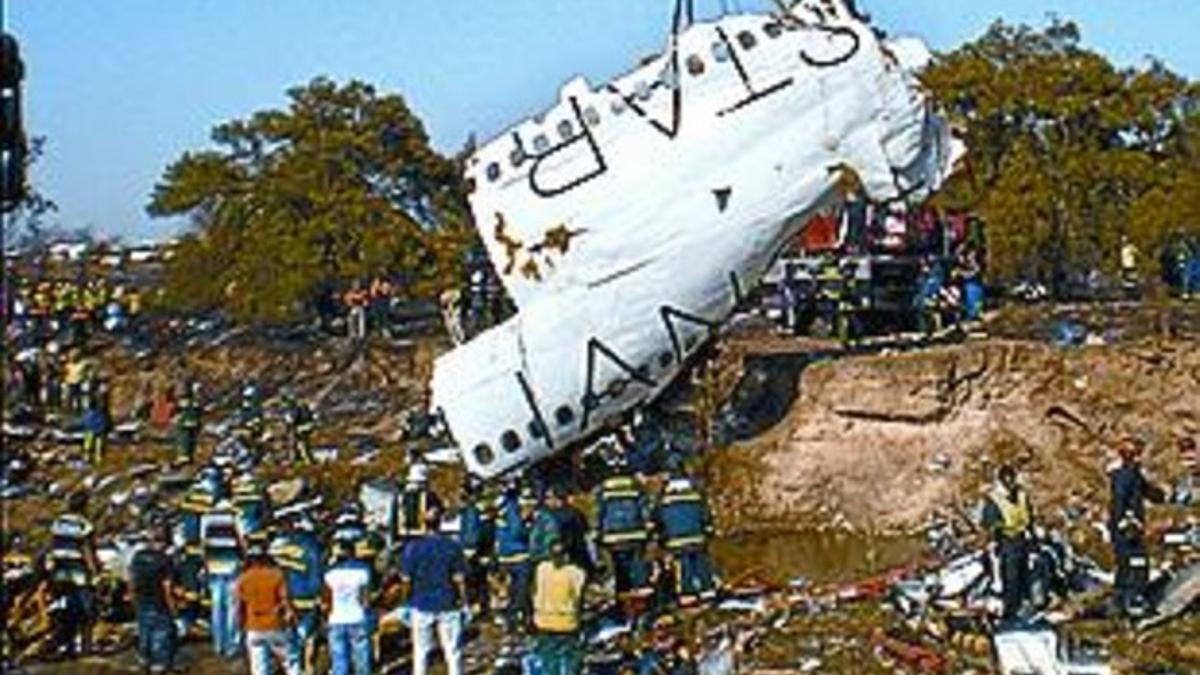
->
[982,433,1196,624]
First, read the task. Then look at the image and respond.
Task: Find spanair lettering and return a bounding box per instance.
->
[431,0,964,478]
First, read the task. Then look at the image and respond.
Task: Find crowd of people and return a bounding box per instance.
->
[27,390,722,675]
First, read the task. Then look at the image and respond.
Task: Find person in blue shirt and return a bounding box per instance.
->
[400,502,467,675]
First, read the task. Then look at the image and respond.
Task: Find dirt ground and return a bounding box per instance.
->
[6,302,1200,673]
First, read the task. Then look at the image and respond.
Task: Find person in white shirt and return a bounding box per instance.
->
[322,540,374,675]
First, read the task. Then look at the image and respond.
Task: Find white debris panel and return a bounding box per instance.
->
[433,6,963,477]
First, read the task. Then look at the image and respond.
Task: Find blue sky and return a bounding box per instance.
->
[8,0,1200,241]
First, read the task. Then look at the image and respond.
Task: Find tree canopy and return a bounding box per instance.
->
[922,19,1200,290]
[149,77,473,322]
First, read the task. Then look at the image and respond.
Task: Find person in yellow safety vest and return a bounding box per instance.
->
[44,492,99,656]
[981,464,1034,622]
[594,458,653,620]
[532,539,586,675]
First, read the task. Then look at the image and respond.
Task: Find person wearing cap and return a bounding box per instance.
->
[202,498,244,657]
[981,464,1035,622]
[397,460,442,550]
[236,543,302,675]
[401,501,467,675]
[1108,436,1167,618]
[655,468,718,607]
[270,517,324,674]
[127,524,178,674]
[457,480,495,616]
[324,538,375,675]
[532,539,586,675]
[496,483,535,632]
[595,459,653,620]
[43,492,99,656]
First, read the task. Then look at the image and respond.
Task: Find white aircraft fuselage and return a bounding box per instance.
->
[432,4,961,478]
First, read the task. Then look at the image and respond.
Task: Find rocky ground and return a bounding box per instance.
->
[5,301,1200,673]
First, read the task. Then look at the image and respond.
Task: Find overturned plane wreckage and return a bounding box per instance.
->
[432,0,963,477]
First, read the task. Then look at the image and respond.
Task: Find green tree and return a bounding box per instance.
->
[922,19,1198,293]
[149,77,473,322]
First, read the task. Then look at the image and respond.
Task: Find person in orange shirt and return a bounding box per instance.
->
[236,545,302,675]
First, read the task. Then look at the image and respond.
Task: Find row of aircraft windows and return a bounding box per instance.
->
[470,332,704,467]
[482,23,784,185]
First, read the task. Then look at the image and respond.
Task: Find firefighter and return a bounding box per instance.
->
[237,381,264,444]
[397,461,442,549]
[178,477,216,635]
[981,464,1035,622]
[457,479,495,615]
[174,383,202,465]
[655,467,719,606]
[81,379,111,465]
[231,471,269,539]
[495,482,534,632]
[283,392,316,465]
[201,498,243,657]
[595,457,653,620]
[44,492,98,656]
[270,516,324,674]
[1108,437,1167,619]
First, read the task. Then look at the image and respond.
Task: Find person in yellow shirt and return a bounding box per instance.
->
[532,540,586,675]
[982,464,1034,622]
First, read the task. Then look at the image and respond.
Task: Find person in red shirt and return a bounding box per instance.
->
[236,545,301,675]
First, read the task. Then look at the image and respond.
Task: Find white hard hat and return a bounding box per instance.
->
[406,462,429,485]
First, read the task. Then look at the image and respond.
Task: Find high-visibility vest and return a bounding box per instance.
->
[989,486,1031,539]
[201,509,241,574]
[658,488,710,550]
[597,476,649,546]
[533,561,585,633]
[48,514,93,586]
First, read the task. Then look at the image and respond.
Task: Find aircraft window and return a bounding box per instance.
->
[583,105,601,127]
[737,31,757,50]
[658,351,674,369]
[485,162,501,183]
[763,22,783,39]
[527,419,546,440]
[686,55,705,76]
[557,120,574,140]
[611,98,627,116]
[509,147,526,168]
[712,41,730,62]
[635,364,651,380]
[532,134,550,153]
[473,443,494,466]
[500,429,521,453]
[635,81,652,101]
[554,405,575,427]
[465,178,477,195]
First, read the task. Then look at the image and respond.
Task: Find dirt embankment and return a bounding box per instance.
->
[710,336,1200,534]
